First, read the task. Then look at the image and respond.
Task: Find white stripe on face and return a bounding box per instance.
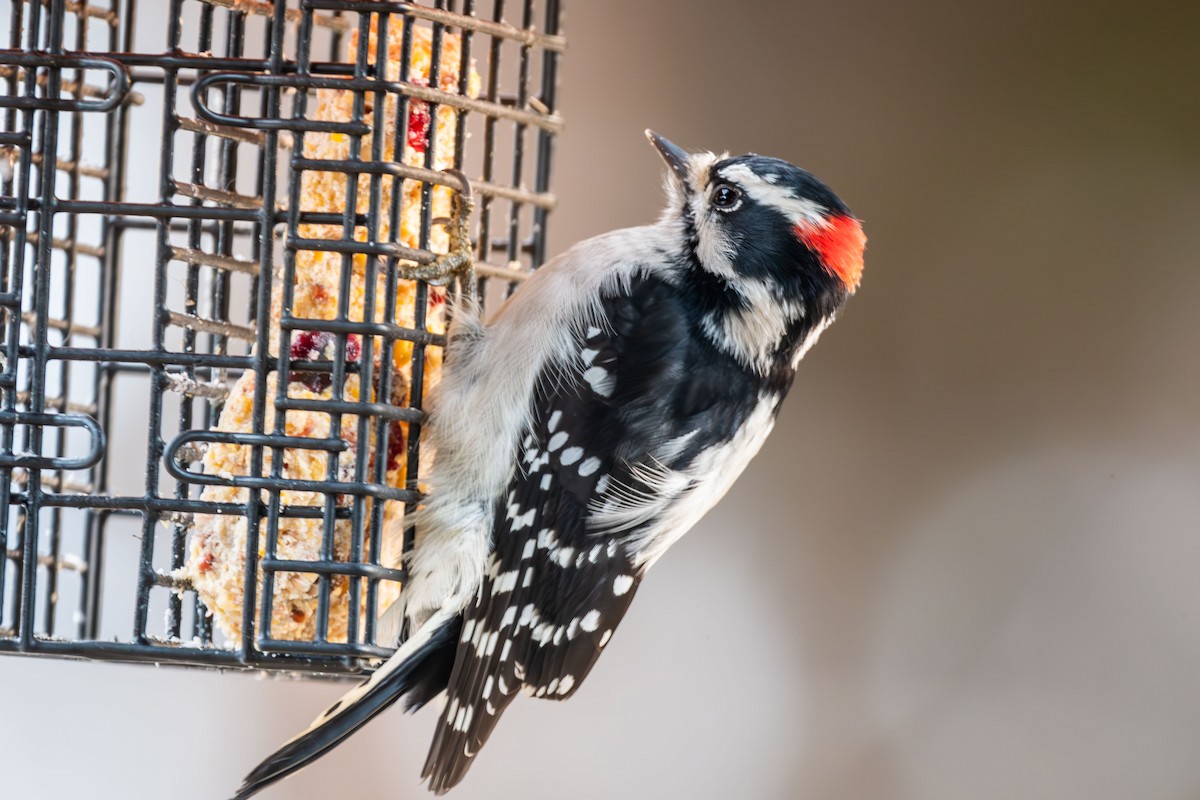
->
[715,162,829,228]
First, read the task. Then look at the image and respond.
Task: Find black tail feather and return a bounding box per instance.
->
[403,617,461,713]
[232,615,459,800]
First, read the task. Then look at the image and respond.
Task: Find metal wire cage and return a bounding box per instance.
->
[0,0,563,677]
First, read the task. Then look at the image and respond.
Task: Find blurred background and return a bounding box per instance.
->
[4,0,1200,798]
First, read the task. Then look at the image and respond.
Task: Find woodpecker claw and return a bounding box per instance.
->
[399,169,475,298]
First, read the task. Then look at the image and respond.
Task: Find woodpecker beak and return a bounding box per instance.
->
[646,130,691,184]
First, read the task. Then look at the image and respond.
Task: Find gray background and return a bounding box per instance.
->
[4,0,1200,798]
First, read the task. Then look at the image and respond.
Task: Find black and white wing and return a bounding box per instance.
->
[421,275,765,793]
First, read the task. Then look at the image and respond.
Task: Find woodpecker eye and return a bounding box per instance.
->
[712,184,741,210]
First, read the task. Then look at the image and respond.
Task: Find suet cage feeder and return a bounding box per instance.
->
[0,0,564,678]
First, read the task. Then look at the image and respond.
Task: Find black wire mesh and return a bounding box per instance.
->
[0,0,563,677]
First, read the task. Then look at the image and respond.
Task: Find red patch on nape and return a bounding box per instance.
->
[794,215,866,292]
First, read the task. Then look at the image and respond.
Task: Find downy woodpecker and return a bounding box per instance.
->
[235,131,866,797]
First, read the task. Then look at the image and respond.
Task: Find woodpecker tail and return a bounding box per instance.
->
[232,609,461,800]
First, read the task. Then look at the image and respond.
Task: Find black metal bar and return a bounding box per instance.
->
[229,0,287,665]
[261,557,405,582]
[533,0,560,266]
[169,0,217,642]
[82,0,139,642]
[0,636,380,675]
[39,0,91,636]
[133,0,184,646]
[192,70,561,133]
[261,0,315,648]
[502,0,534,297]
[399,0,434,576]
[0,0,33,636]
[20,0,66,649]
[0,51,131,112]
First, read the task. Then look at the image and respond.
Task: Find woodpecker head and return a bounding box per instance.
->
[646,130,866,373]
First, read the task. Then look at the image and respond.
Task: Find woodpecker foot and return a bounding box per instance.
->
[399,169,475,295]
